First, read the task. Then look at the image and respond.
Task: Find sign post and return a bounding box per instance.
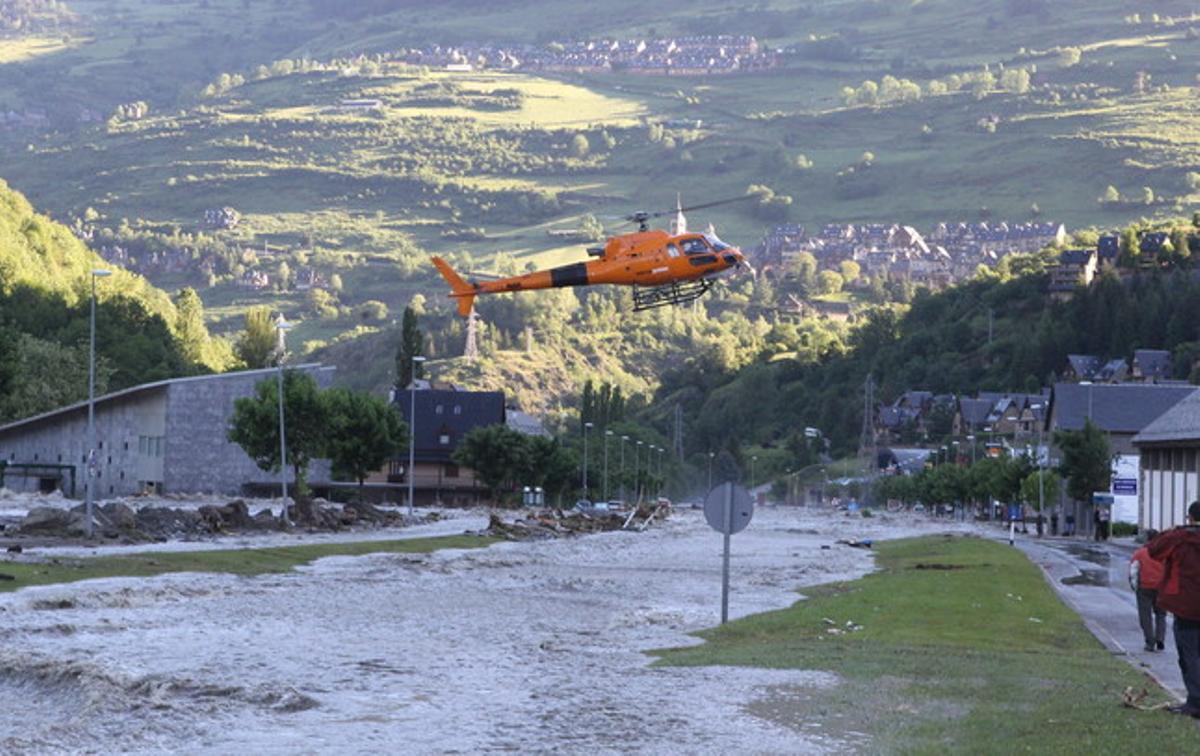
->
[703,482,754,624]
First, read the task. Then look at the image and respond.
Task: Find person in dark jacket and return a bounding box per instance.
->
[1148,501,1200,718]
[1130,530,1166,652]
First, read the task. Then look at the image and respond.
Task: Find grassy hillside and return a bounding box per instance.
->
[1,0,1199,432]
[0,180,230,420]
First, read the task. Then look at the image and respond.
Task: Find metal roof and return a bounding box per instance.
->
[0,364,332,436]
[1134,389,1200,445]
[1052,382,1197,435]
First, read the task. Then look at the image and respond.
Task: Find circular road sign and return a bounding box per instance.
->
[703,482,754,535]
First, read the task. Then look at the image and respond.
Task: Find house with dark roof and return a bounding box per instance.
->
[1049,382,1197,455]
[383,388,507,506]
[1132,350,1172,382]
[1064,355,1102,382]
[1049,249,1097,298]
[1133,390,1200,529]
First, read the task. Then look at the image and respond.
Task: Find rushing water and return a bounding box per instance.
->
[0,508,969,753]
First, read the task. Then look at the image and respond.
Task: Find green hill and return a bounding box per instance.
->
[0,180,230,421]
[2,0,1200,446]
[674,259,1200,463]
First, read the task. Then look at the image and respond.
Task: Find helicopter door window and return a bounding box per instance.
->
[666,244,680,258]
[681,238,711,255]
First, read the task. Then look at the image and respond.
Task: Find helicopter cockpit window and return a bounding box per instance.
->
[680,237,711,255]
[704,233,731,252]
[666,244,680,258]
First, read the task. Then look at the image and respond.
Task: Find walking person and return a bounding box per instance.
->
[1098,506,1111,541]
[1148,501,1200,718]
[1130,530,1167,652]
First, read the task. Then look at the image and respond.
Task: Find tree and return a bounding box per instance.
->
[173,287,208,366]
[396,306,424,389]
[452,424,530,501]
[521,436,577,503]
[1020,468,1061,511]
[228,371,327,495]
[839,260,861,283]
[817,270,844,295]
[323,387,406,496]
[1055,419,1112,503]
[570,133,590,158]
[1100,185,1121,205]
[234,306,277,369]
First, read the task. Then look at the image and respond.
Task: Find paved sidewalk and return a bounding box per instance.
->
[1005,532,1185,702]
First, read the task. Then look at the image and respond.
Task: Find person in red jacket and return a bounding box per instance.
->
[1148,501,1200,717]
[1130,530,1166,652]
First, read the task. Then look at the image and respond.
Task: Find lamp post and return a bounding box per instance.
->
[966,434,976,465]
[657,446,664,496]
[707,451,714,492]
[603,430,613,503]
[1030,403,1046,526]
[407,355,426,517]
[85,269,111,538]
[275,315,294,525]
[619,435,628,502]
[582,421,594,501]
[750,455,758,488]
[635,440,644,501]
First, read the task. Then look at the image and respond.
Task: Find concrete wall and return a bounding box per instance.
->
[0,389,167,498]
[163,367,334,495]
[0,366,336,499]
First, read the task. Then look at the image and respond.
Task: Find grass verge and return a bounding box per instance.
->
[0,534,496,593]
[652,534,1197,752]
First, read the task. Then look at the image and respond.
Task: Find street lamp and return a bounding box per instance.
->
[582,421,594,501]
[620,435,628,502]
[1030,403,1046,527]
[603,430,613,503]
[707,451,714,492]
[407,355,426,517]
[636,440,644,501]
[658,446,665,496]
[85,268,111,538]
[966,434,976,466]
[275,315,294,525]
[750,455,758,488]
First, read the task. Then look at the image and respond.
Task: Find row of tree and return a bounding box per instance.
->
[228,370,405,496]
[875,420,1109,512]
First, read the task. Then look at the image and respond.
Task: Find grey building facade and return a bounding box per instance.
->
[0,365,334,498]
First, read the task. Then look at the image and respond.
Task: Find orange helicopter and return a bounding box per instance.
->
[432,196,754,316]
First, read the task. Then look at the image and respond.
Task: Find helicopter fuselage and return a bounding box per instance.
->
[432,229,745,316]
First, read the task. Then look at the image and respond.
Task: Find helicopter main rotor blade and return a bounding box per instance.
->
[648,194,757,219]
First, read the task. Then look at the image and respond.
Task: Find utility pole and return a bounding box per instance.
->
[860,374,876,505]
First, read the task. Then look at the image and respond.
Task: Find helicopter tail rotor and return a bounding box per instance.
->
[432,256,479,317]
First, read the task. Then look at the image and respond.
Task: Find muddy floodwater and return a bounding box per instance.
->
[0,506,978,753]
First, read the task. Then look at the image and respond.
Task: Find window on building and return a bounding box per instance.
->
[453,405,462,415]
[439,433,450,445]
[435,405,444,415]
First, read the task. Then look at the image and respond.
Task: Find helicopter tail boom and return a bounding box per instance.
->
[431,256,478,317]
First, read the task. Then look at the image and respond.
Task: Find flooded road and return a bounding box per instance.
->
[0,507,976,754]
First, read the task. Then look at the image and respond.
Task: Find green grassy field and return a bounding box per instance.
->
[0,533,496,593]
[653,534,1195,752]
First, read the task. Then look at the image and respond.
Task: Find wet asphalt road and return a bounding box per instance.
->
[1004,531,1185,701]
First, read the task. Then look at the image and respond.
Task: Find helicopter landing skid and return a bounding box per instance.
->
[632,279,714,312]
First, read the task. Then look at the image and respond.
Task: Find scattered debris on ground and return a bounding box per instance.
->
[483,503,671,540]
[1121,686,1174,711]
[2,498,434,545]
[836,538,873,549]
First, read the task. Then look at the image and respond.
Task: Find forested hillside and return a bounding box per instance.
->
[0,181,230,422]
[675,258,1200,461]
